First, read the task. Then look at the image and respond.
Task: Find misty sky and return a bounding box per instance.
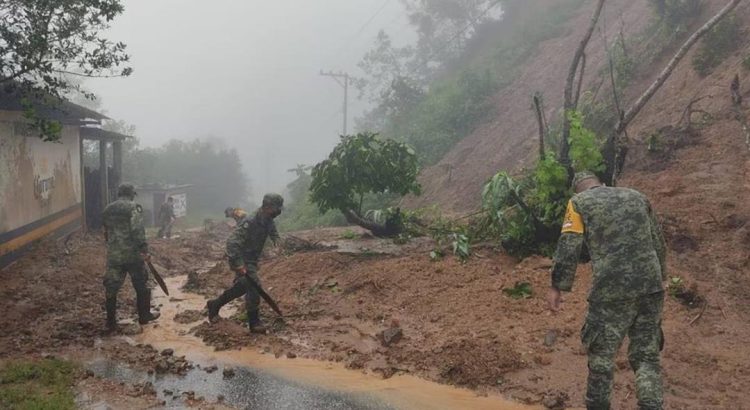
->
[89,0,413,201]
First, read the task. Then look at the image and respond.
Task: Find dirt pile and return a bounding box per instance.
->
[0,233,131,355]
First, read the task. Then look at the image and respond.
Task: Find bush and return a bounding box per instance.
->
[743,55,750,71]
[692,14,740,77]
[649,0,703,33]
[568,111,606,174]
[477,111,603,256]
[390,68,497,164]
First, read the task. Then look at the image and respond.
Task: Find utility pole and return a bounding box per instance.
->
[320,70,349,135]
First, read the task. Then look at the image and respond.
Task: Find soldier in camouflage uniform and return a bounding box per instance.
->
[207,194,282,333]
[157,196,175,238]
[547,172,667,410]
[102,184,161,334]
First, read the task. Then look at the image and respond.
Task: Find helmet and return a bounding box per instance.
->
[572,171,598,189]
[117,184,137,198]
[262,193,284,209]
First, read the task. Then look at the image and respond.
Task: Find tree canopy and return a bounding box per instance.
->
[0,0,131,141]
[309,132,420,236]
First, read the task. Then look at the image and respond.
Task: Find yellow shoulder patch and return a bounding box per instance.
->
[561,200,584,234]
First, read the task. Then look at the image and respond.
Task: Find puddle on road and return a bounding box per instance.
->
[85,358,391,410]
[124,276,536,410]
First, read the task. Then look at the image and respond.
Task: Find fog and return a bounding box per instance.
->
[88,0,413,201]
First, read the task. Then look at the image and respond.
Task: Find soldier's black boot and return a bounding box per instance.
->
[206,282,246,323]
[206,299,221,323]
[136,289,160,325]
[247,309,267,334]
[104,296,118,335]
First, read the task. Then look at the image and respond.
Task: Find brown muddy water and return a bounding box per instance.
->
[88,276,538,410]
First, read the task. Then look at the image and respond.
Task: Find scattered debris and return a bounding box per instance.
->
[381,327,403,347]
[222,366,235,379]
[542,390,569,409]
[543,330,557,347]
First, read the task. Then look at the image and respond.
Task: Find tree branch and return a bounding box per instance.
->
[615,0,741,134]
[560,0,606,176]
[605,0,741,185]
[51,69,127,78]
[533,93,547,160]
[574,52,587,108]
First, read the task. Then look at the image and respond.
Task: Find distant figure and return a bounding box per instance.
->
[547,172,667,410]
[102,184,160,334]
[731,74,742,106]
[157,197,175,238]
[224,206,248,224]
[208,194,283,333]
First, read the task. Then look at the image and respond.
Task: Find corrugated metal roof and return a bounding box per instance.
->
[0,85,108,124]
[79,127,133,141]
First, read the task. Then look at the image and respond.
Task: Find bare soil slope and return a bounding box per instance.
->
[404,0,653,213]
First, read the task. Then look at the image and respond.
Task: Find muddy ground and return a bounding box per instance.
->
[1,99,749,408]
[1,198,748,409]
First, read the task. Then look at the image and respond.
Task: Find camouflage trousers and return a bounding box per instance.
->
[103,260,149,299]
[214,264,263,325]
[157,221,173,238]
[234,266,262,319]
[582,292,664,410]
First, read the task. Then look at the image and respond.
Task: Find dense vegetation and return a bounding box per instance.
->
[356,0,589,165]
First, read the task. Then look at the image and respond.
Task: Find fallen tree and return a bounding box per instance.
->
[309,132,421,237]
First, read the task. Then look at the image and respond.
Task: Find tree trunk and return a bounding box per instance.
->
[606,0,741,183]
[344,209,402,238]
[615,0,741,134]
[533,93,547,160]
[559,0,606,178]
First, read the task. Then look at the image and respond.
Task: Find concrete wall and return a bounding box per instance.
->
[0,111,82,268]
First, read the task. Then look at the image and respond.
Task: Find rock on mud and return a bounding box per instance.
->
[543,330,557,347]
[222,366,235,379]
[120,323,143,335]
[380,327,403,347]
[542,390,569,409]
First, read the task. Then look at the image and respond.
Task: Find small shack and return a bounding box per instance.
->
[0,88,132,268]
[135,184,192,226]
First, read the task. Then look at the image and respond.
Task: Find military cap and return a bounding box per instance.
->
[262,193,284,209]
[117,183,137,198]
[572,171,599,189]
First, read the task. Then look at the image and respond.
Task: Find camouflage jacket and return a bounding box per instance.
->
[550,186,667,302]
[102,199,148,265]
[158,202,175,223]
[226,210,279,270]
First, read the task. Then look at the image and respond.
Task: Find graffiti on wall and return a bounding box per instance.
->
[0,118,81,234]
[34,175,56,204]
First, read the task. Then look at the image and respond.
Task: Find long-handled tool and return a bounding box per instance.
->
[244,273,283,317]
[146,260,170,296]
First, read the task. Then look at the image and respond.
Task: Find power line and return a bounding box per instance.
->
[350,0,392,42]
[331,0,393,63]
[320,70,351,135]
